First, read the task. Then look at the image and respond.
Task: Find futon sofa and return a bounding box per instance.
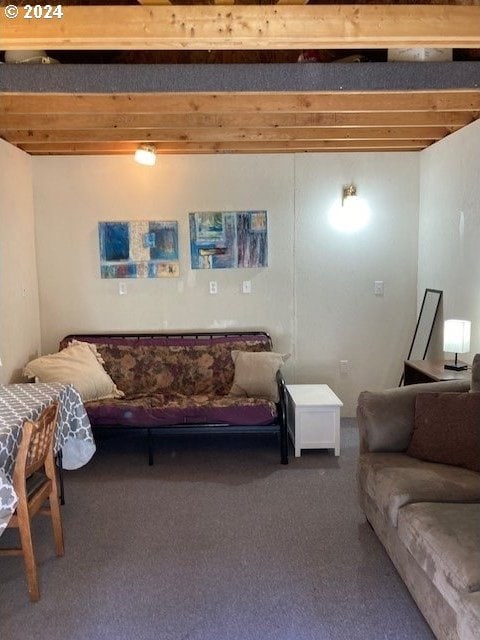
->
[59,331,289,464]
[357,358,480,640]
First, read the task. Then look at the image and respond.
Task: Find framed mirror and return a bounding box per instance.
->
[399,288,443,385]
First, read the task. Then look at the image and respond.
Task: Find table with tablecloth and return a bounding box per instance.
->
[0,382,96,536]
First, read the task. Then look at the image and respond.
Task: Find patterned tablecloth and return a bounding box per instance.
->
[0,383,96,536]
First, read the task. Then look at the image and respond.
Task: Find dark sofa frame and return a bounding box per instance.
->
[62,331,289,465]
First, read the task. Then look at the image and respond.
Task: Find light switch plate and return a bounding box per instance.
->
[209,281,218,294]
[119,282,127,295]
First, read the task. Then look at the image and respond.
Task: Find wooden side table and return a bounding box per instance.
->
[286,384,343,457]
[404,360,471,385]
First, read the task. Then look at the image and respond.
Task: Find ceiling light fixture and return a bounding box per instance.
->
[134,144,156,166]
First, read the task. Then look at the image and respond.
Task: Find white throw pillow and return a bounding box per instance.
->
[229,350,289,402]
[24,341,124,402]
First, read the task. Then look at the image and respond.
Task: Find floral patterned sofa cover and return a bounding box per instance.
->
[59,332,288,464]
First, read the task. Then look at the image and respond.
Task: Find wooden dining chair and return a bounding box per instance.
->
[0,403,64,601]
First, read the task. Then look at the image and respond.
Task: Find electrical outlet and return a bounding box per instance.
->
[209,281,218,295]
[340,360,349,374]
[118,282,127,295]
[242,280,252,294]
[374,281,384,296]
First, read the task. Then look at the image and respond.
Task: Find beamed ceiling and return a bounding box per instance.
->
[0,1,479,155]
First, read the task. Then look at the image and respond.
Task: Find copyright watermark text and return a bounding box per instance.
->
[4,4,64,20]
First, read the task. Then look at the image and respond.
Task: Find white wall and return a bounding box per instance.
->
[32,151,420,415]
[418,119,480,362]
[0,140,41,383]
[32,154,295,356]
[6,132,478,413]
[294,153,419,413]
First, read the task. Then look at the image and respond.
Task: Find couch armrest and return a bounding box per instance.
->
[357,379,470,453]
[276,370,289,464]
[472,354,480,392]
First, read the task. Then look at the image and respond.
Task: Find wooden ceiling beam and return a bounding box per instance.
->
[21,148,427,155]
[0,111,475,131]
[19,139,429,153]
[1,5,479,50]
[3,91,480,115]
[3,126,448,144]
[138,0,309,4]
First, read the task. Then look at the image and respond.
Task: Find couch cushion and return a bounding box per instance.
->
[63,335,272,397]
[85,393,277,428]
[356,380,470,453]
[358,453,480,527]
[457,592,480,640]
[407,392,480,472]
[398,502,480,593]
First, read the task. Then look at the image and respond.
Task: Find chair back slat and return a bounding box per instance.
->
[23,404,58,477]
[2,401,64,602]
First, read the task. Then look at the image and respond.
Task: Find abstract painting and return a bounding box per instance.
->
[189,211,268,269]
[98,220,179,278]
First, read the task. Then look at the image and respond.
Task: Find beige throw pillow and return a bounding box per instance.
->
[229,350,289,402]
[24,341,124,402]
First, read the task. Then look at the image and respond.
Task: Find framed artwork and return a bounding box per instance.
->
[189,211,268,269]
[98,220,179,278]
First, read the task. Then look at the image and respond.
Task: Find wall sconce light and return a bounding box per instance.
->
[328,183,370,232]
[443,319,471,370]
[342,184,358,208]
[134,144,156,166]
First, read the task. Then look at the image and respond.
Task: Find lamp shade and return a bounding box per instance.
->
[443,319,471,354]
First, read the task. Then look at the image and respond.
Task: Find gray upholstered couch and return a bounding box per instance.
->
[357,357,480,640]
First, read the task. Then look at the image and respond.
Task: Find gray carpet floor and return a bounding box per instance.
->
[0,421,434,640]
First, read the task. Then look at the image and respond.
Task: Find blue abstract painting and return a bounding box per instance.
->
[189,211,268,269]
[99,221,179,278]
